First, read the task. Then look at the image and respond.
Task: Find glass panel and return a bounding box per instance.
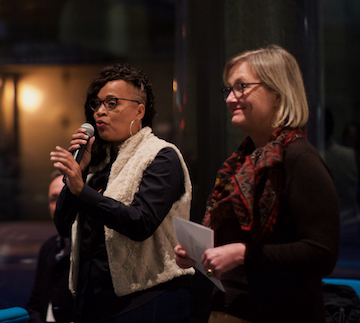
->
[323,0,360,279]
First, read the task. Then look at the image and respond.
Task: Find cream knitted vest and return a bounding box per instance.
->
[70,127,194,297]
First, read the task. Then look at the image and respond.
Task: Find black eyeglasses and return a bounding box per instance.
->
[89,97,140,112]
[221,83,263,101]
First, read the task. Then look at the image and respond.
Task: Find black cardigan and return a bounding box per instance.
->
[210,138,340,323]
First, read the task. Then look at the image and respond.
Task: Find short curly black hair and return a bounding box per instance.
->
[85,63,156,127]
[84,63,156,165]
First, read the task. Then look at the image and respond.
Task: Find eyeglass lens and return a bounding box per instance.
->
[89,98,117,111]
[222,84,244,101]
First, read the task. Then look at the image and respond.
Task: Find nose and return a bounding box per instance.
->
[95,102,108,115]
[226,89,240,103]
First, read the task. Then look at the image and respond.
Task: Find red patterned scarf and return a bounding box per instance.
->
[202,127,303,242]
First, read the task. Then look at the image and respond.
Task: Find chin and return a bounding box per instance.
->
[231,116,245,128]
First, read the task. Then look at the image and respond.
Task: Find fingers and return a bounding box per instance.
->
[50,145,84,196]
[87,136,96,152]
[69,128,91,153]
[174,254,196,269]
[174,243,187,257]
[201,244,246,280]
[201,249,222,280]
[201,249,214,273]
[50,146,80,179]
[174,243,196,269]
[50,146,74,169]
[50,127,93,197]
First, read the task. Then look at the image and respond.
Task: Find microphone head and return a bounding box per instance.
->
[80,123,95,137]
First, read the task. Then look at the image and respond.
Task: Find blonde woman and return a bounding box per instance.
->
[175,45,339,323]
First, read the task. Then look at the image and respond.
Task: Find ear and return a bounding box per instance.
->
[275,92,281,103]
[273,92,281,110]
[136,103,146,121]
[272,94,281,128]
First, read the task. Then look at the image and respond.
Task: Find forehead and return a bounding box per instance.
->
[228,61,258,84]
[49,176,64,196]
[98,79,138,97]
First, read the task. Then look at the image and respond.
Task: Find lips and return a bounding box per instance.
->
[231,107,245,114]
[96,120,107,128]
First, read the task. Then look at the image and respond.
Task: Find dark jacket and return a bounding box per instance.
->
[26,235,73,323]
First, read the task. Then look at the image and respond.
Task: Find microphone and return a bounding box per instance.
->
[72,123,95,163]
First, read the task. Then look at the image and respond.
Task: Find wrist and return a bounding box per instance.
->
[234,243,246,265]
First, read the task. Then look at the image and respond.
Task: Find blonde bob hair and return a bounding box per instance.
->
[223,45,309,128]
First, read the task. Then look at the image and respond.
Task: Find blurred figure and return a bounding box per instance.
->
[324,109,360,239]
[342,122,360,206]
[26,171,73,323]
[342,122,360,154]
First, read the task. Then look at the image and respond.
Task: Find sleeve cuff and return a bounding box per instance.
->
[76,184,104,210]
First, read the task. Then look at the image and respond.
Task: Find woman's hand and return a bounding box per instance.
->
[50,128,95,196]
[69,127,95,171]
[174,243,196,269]
[201,243,246,280]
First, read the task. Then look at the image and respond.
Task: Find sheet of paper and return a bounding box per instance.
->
[173,216,225,292]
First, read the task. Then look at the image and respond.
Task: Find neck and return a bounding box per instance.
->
[250,132,272,148]
[111,138,126,152]
[110,145,119,160]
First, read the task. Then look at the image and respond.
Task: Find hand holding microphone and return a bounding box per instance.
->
[71,123,95,166]
[50,123,95,196]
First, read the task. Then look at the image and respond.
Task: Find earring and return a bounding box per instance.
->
[130,119,142,136]
[130,119,136,136]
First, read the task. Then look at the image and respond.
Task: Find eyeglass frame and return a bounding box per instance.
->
[221,82,263,101]
[89,97,141,112]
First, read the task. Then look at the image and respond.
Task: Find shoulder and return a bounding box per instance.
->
[284,138,319,158]
[36,235,61,264]
[41,234,59,246]
[147,147,183,176]
[283,138,324,168]
[39,234,60,253]
[156,147,181,162]
[145,135,186,169]
[145,135,182,157]
[282,138,333,184]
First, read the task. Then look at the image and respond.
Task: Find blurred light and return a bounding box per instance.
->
[19,84,43,113]
[304,16,308,35]
[3,78,14,103]
[173,79,178,92]
[2,78,15,132]
[182,25,186,38]
[181,119,185,130]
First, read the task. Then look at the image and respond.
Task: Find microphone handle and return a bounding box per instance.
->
[73,144,87,163]
[62,143,88,185]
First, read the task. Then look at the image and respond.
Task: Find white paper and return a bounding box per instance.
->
[173,216,225,292]
[46,302,55,322]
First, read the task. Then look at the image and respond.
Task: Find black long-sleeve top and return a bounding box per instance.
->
[54,147,191,322]
[211,138,340,323]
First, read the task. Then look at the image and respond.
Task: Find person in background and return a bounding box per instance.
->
[324,108,360,239]
[26,171,73,323]
[175,45,340,323]
[50,63,194,323]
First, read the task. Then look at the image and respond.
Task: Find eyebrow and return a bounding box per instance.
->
[227,75,245,85]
